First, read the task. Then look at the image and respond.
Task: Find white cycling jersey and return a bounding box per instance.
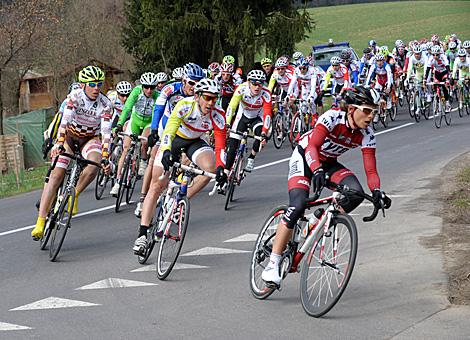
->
[106,90,125,121]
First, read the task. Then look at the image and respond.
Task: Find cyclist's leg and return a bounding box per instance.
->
[186,139,216,198]
[111,119,135,194]
[136,144,159,215]
[140,124,151,162]
[225,113,247,171]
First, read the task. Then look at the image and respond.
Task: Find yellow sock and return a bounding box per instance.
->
[68,192,79,216]
[32,216,46,239]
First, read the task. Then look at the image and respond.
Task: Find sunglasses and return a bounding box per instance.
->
[117,93,129,98]
[352,104,376,115]
[276,67,286,71]
[143,85,156,90]
[250,81,263,86]
[186,80,197,86]
[299,66,307,71]
[87,82,103,88]
[201,94,219,102]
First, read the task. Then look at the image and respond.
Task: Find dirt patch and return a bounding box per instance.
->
[429,153,470,305]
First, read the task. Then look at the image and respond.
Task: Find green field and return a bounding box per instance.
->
[0,166,46,199]
[297,1,470,54]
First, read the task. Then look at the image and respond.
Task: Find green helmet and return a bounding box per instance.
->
[261,57,272,66]
[380,46,390,57]
[223,55,235,65]
[78,65,105,83]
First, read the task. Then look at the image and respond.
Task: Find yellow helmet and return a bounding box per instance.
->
[261,57,272,66]
[78,65,105,83]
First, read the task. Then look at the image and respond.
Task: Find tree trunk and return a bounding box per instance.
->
[0,68,3,135]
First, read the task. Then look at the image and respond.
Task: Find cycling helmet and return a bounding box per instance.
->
[292,51,304,61]
[247,69,266,82]
[275,57,289,68]
[413,45,422,54]
[380,46,389,56]
[426,42,433,50]
[344,85,380,107]
[194,78,219,95]
[368,40,376,46]
[375,54,385,61]
[208,62,220,74]
[450,33,458,40]
[183,63,204,81]
[340,50,351,61]
[363,47,371,54]
[222,55,235,65]
[261,57,272,66]
[448,41,457,50]
[156,72,168,83]
[431,45,441,55]
[420,43,428,52]
[457,49,466,57]
[116,81,133,95]
[431,34,440,43]
[297,57,309,67]
[463,40,470,49]
[220,62,234,73]
[330,56,341,65]
[78,65,105,82]
[140,72,158,86]
[202,69,209,78]
[172,67,184,80]
[68,82,81,93]
[306,55,314,66]
[395,39,404,47]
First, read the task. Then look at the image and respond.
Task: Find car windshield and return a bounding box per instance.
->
[314,48,357,64]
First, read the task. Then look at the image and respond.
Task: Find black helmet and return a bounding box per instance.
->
[340,49,351,61]
[363,47,371,54]
[344,86,380,107]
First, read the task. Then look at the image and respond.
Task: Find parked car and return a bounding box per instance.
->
[311,39,359,72]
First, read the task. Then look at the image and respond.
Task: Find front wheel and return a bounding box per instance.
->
[115,156,130,212]
[272,114,285,149]
[94,167,108,200]
[300,213,358,317]
[49,188,75,262]
[249,205,287,300]
[156,196,190,280]
[224,154,243,211]
[289,112,302,150]
[389,103,397,121]
[433,97,442,128]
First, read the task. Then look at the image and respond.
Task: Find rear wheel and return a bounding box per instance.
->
[249,205,286,299]
[444,97,452,126]
[94,167,108,200]
[433,96,443,128]
[412,92,421,123]
[49,188,75,262]
[300,213,358,317]
[457,87,464,118]
[272,114,285,149]
[225,154,243,210]
[156,196,190,280]
[126,154,140,204]
[115,157,130,212]
[289,112,302,150]
[389,103,397,121]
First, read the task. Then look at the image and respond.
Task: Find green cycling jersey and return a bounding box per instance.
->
[118,85,159,129]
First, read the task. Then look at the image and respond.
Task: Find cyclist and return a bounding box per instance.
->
[261,86,391,287]
[155,72,168,92]
[406,45,428,114]
[368,40,379,55]
[215,62,238,111]
[446,41,458,70]
[261,57,274,82]
[222,55,243,85]
[225,70,272,173]
[424,45,452,112]
[31,66,113,240]
[268,57,294,97]
[134,63,204,217]
[366,53,393,110]
[110,72,159,196]
[292,51,304,66]
[359,48,375,83]
[133,79,227,255]
[208,62,220,80]
[170,67,184,83]
[107,81,133,129]
[321,56,349,104]
[340,49,359,86]
[463,41,470,57]
[451,49,470,108]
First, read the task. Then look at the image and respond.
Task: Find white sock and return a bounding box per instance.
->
[268,253,281,268]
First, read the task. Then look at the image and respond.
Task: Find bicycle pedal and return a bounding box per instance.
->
[265,281,281,290]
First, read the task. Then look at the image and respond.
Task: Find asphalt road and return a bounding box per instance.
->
[1,107,470,339]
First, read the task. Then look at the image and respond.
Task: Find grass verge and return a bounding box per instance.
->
[0,166,47,199]
[297,1,470,55]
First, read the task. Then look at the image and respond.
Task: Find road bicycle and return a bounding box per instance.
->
[40,147,101,261]
[456,78,470,117]
[289,99,316,150]
[95,133,122,200]
[115,133,147,212]
[249,181,389,317]
[429,81,451,128]
[372,91,390,130]
[271,91,290,149]
[224,130,262,210]
[409,78,430,122]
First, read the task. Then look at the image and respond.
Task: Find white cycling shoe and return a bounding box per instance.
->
[261,264,281,287]
[134,202,143,218]
[133,235,147,255]
[110,183,120,196]
[245,158,255,172]
[138,161,147,177]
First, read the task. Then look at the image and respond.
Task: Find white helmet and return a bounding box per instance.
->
[413,45,422,54]
[330,56,341,65]
[375,54,385,61]
[462,40,470,49]
[140,72,158,86]
[194,78,219,95]
[431,45,441,55]
[116,81,133,95]
[172,67,184,80]
[275,57,289,68]
[448,41,457,50]
[156,72,168,83]
[292,51,304,61]
[247,69,266,82]
[457,49,466,57]
[395,39,404,47]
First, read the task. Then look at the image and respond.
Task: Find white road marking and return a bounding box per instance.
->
[0,121,416,239]
[130,262,209,272]
[76,278,157,290]
[0,321,32,331]
[181,247,250,256]
[9,297,100,311]
[223,234,259,242]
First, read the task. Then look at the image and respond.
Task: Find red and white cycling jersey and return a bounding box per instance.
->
[288,66,318,99]
[59,89,113,141]
[425,55,449,73]
[270,68,294,92]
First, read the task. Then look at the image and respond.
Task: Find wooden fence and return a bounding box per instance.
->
[0,134,24,185]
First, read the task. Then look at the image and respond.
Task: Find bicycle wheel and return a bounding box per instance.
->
[389,103,397,121]
[40,212,55,250]
[272,114,284,149]
[422,98,431,120]
[300,213,358,317]
[457,88,464,118]
[397,86,404,107]
[289,112,302,150]
[225,153,243,210]
[381,110,388,128]
[126,154,140,204]
[249,205,286,299]
[444,98,452,126]
[115,156,130,212]
[412,92,421,123]
[49,187,75,262]
[433,97,442,128]
[94,167,108,200]
[156,196,190,280]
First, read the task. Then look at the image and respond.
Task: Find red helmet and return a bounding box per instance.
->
[208,62,220,73]
[220,62,234,73]
[431,34,440,43]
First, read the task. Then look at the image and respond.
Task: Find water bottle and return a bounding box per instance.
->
[301,215,318,239]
